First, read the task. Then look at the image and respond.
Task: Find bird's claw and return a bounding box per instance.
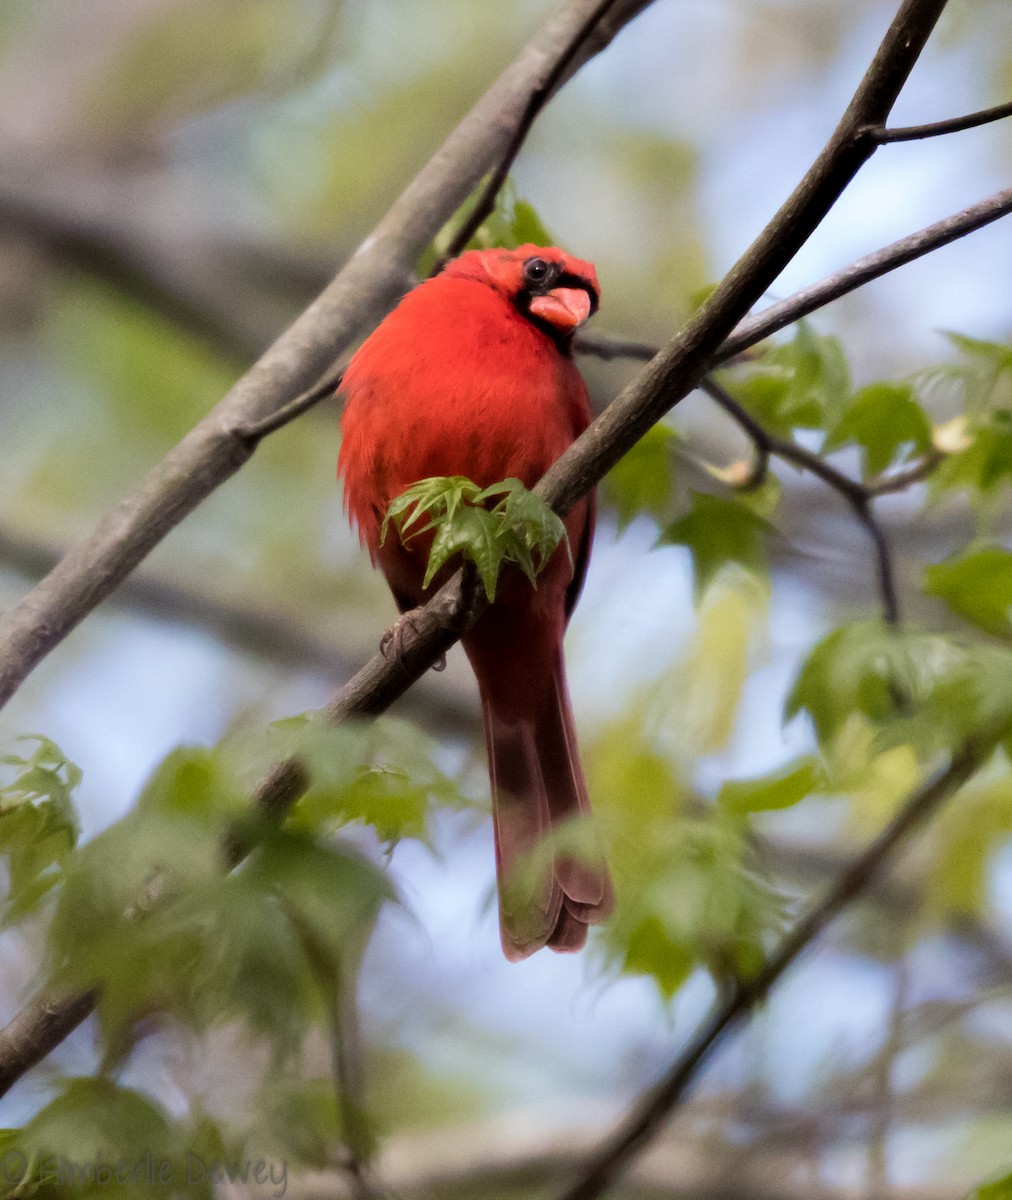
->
[380,609,446,672]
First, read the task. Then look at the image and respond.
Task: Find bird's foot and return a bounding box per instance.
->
[379,608,446,672]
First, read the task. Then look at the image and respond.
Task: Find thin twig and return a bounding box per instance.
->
[437,0,625,266]
[237,366,345,446]
[699,377,902,625]
[873,97,1012,142]
[555,742,984,1200]
[866,449,944,496]
[291,909,381,1200]
[718,186,1012,364]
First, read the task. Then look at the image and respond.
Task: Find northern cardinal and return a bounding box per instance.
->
[338,245,613,959]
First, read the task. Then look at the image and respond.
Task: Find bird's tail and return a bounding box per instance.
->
[482,660,613,961]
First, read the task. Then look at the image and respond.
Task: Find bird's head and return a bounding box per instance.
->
[442,245,600,346]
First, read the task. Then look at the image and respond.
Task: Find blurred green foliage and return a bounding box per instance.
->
[0,736,80,926]
[0,713,472,1181]
[966,1166,1012,1200]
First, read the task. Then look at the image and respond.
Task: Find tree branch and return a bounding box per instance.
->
[575,187,1012,625]
[0,988,99,1098]
[533,0,951,523]
[576,185,1012,371]
[438,0,625,264]
[866,450,945,496]
[874,97,1012,142]
[555,741,985,1200]
[0,0,655,713]
[236,367,346,446]
[698,377,903,626]
[0,522,479,735]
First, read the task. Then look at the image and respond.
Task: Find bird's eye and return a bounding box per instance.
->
[523,257,550,285]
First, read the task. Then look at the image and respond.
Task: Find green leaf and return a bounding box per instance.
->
[784,622,1012,756]
[47,824,219,1047]
[287,716,463,844]
[244,828,391,967]
[782,320,851,425]
[44,744,294,1049]
[0,734,83,791]
[589,701,787,997]
[7,1080,242,1198]
[718,756,821,814]
[945,332,1012,375]
[717,322,851,437]
[620,915,695,1001]
[660,492,775,597]
[919,643,1012,754]
[479,478,566,553]
[424,182,557,270]
[136,744,246,823]
[425,503,502,595]
[384,475,568,602]
[508,199,555,249]
[604,423,678,529]
[0,736,81,924]
[785,622,945,744]
[722,369,794,436]
[159,872,316,1052]
[735,469,782,520]
[930,769,1012,917]
[15,1078,184,1197]
[49,765,390,1057]
[925,544,1012,639]
[382,475,481,542]
[824,382,932,479]
[917,335,1012,426]
[254,1076,342,1169]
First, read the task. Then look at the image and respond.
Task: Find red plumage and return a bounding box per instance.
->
[338,245,613,959]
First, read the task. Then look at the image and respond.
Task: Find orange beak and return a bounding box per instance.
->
[529,287,592,332]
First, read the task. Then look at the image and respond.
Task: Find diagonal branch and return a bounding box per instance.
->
[874,97,1012,142]
[698,377,904,625]
[438,0,624,264]
[555,741,985,1200]
[0,0,655,714]
[576,185,1012,370]
[0,522,478,734]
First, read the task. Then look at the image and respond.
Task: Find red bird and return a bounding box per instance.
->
[338,245,613,959]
